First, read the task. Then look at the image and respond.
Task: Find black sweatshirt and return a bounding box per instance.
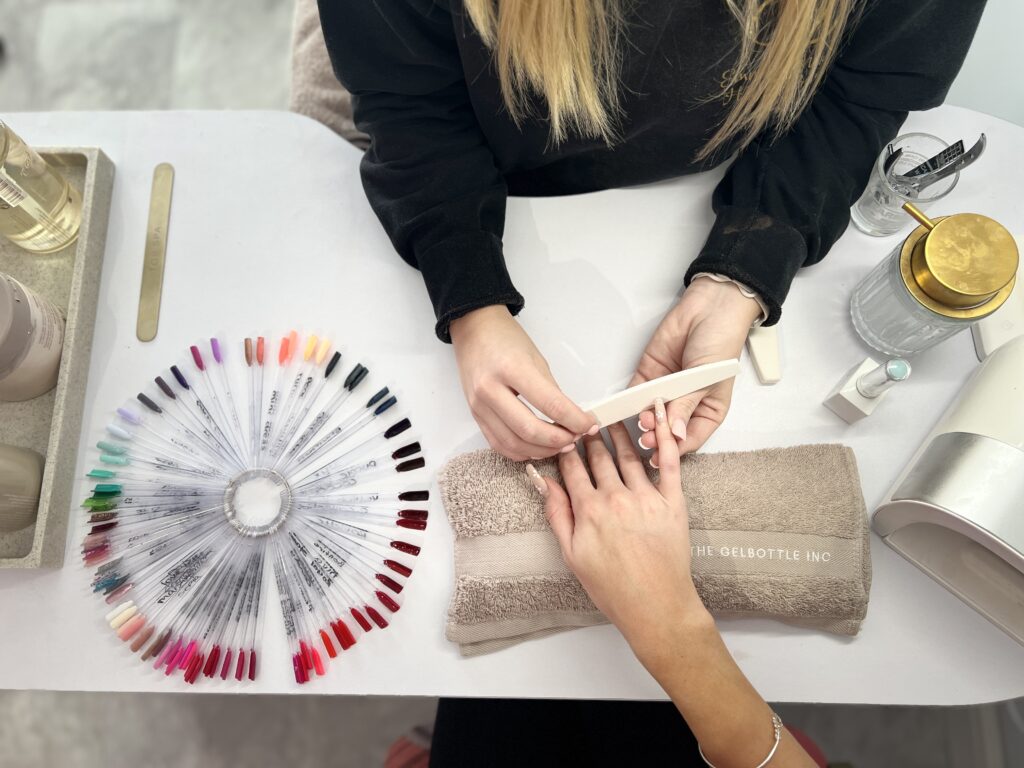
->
[320,0,986,341]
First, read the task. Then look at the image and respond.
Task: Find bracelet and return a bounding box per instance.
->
[697,711,783,768]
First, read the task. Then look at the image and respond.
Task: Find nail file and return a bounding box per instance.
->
[586,359,740,427]
[136,163,174,342]
[746,324,782,385]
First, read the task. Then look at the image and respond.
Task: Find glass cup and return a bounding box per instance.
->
[0,120,82,253]
[850,133,959,237]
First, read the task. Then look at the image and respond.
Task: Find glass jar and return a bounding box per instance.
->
[0,120,82,253]
[851,206,1018,357]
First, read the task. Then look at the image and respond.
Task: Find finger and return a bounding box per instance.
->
[582,433,622,490]
[476,406,551,461]
[486,388,577,451]
[638,391,703,451]
[638,410,654,432]
[517,371,598,437]
[558,445,595,499]
[679,413,719,454]
[527,464,575,556]
[606,423,648,489]
[653,398,682,497]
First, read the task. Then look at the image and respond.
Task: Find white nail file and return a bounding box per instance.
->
[586,359,740,427]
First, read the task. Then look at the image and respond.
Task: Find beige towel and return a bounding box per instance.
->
[289,0,370,149]
[440,444,872,656]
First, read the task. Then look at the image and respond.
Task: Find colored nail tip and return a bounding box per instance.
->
[525,463,548,496]
[106,423,133,440]
[278,336,290,365]
[155,376,176,398]
[320,629,337,659]
[396,456,425,472]
[210,337,222,363]
[350,608,372,633]
[376,591,401,613]
[332,619,356,649]
[248,650,257,681]
[398,509,428,521]
[384,559,413,577]
[390,541,420,556]
[365,606,388,629]
[87,469,116,478]
[116,408,142,425]
[190,345,205,371]
[398,490,429,502]
[375,573,404,593]
[303,335,318,361]
[220,648,233,679]
[397,519,427,530]
[384,418,412,439]
[311,649,325,676]
[391,441,421,460]
[315,338,332,365]
[96,440,127,455]
[170,365,189,389]
[244,338,254,367]
[671,418,687,441]
[256,337,265,365]
[324,351,342,378]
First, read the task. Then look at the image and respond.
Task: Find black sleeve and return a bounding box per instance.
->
[685,0,988,326]
[318,0,523,342]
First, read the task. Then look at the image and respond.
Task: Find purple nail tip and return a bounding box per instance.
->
[117,407,142,425]
[210,338,222,363]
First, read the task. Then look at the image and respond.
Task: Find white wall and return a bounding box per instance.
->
[946,0,1024,125]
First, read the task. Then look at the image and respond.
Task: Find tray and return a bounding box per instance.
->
[0,148,114,568]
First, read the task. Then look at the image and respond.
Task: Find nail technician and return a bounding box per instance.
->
[321,0,985,460]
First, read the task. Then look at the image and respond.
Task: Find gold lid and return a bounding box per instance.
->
[899,204,1018,319]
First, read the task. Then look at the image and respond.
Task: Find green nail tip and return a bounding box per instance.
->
[93,484,122,494]
[82,499,117,511]
[99,454,129,466]
[96,440,128,455]
[87,469,116,479]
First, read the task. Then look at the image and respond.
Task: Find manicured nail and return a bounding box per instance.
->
[654,398,666,424]
[561,444,576,454]
[637,416,650,433]
[649,455,659,469]
[587,424,600,436]
[525,464,547,496]
[671,418,687,441]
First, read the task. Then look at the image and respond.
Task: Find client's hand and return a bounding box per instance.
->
[633,278,762,458]
[451,305,597,462]
[528,400,708,652]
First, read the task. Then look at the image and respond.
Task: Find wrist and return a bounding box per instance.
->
[686,276,764,327]
[627,595,717,675]
[449,304,511,344]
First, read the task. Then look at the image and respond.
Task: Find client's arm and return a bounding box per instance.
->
[527,407,815,767]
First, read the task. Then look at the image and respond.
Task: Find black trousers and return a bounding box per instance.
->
[429,698,701,767]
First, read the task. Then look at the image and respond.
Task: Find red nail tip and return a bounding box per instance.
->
[365,605,388,629]
[190,345,205,371]
[320,629,337,658]
[185,653,204,684]
[390,541,420,556]
[376,591,401,613]
[235,649,246,681]
[384,559,413,577]
[248,649,257,681]
[375,573,404,594]
[90,521,117,534]
[293,654,303,684]
[397,519,427,531]
[204,646,220,677]
[311,648,325,676]
[332,620,356,650]
[350,608,372,632]
[220,648,233,680]
[398,509,429,521]
[300,641,313,671]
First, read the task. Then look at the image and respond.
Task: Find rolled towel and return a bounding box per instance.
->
[440,444,871,657]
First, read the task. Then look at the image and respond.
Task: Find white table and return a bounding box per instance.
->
[1,107,1022,705]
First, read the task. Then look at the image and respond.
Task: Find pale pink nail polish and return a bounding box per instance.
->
[525,464,548,496]
[654,398,666,424]
[649,456,659,469]
[561,444,576,454]
[671,419,687,441]
[586,424,600,436]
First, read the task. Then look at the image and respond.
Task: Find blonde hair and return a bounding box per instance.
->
[465,0,858,159]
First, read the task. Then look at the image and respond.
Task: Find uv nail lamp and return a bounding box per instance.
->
[873,335,1024,645]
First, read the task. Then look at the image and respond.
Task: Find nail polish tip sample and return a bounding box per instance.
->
[190,345,205,371]
[210,337,222,363]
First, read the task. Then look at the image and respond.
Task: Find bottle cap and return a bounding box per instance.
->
[899,204,1018,319]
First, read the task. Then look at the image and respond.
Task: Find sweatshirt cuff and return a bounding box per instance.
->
[684,206,808,327]
[416,232,525,343]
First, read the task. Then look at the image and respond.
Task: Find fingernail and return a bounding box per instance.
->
[525,464,547,496]
[586,424,600,436]
[636,434,649,451]
[649,456,659,469]
[654,398,666,424]
[637,417,650,433]
[561,444,576,454]
[671,418,687,441]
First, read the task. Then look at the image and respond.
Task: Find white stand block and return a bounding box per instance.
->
[746,324,782,385]
[824,358,887,424]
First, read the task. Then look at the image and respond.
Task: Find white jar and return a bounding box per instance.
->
[0,444,44,532]
[0,273,65,401]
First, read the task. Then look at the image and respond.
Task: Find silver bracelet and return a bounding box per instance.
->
[697,711,784,768]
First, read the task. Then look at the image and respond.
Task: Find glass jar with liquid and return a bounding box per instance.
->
[851,205,1018,356]
[0,121,82,253]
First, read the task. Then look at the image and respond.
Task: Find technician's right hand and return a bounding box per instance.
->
[450,305,597,461]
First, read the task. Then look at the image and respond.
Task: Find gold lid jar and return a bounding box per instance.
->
[899,205,1018,320]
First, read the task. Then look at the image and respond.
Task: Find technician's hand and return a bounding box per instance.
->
[530,404,708,649]
[634,278,762,458]
[450,305,597,462]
